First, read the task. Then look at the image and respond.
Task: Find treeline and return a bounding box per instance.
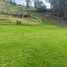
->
[5,0,16,5]
[49,0,67,19]
[25,0,46,11]
[5,0,46,12]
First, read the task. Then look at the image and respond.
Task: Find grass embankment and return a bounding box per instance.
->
[0,14,42,25]
[0,23,67,67]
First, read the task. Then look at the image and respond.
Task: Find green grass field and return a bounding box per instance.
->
[0,23,67,67]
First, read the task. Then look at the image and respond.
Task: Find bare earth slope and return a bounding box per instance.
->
[42,13,67,27]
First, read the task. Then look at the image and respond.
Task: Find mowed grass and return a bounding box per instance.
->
[0,24,67,67]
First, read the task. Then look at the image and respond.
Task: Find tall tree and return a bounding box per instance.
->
[34,0,46,12]
[34,0,39,8]
[8,0,12,3]
[48,0,63,16]
[25,0,31,8]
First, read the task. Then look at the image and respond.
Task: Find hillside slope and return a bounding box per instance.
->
[0,1,43,25]
[0,0,24,15]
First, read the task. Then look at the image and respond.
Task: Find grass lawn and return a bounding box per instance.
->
[0,24,67,67]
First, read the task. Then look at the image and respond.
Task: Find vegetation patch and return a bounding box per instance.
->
[0,24,67,67]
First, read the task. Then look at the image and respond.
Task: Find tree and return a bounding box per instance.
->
[34,0,39,8]
[25,0,31,8]
[6,0,16,5]
[48,0,67,18]
[10,0,12,3]
[34,0,46,12]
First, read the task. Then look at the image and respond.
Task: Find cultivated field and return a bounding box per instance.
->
[0,23,67,67]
